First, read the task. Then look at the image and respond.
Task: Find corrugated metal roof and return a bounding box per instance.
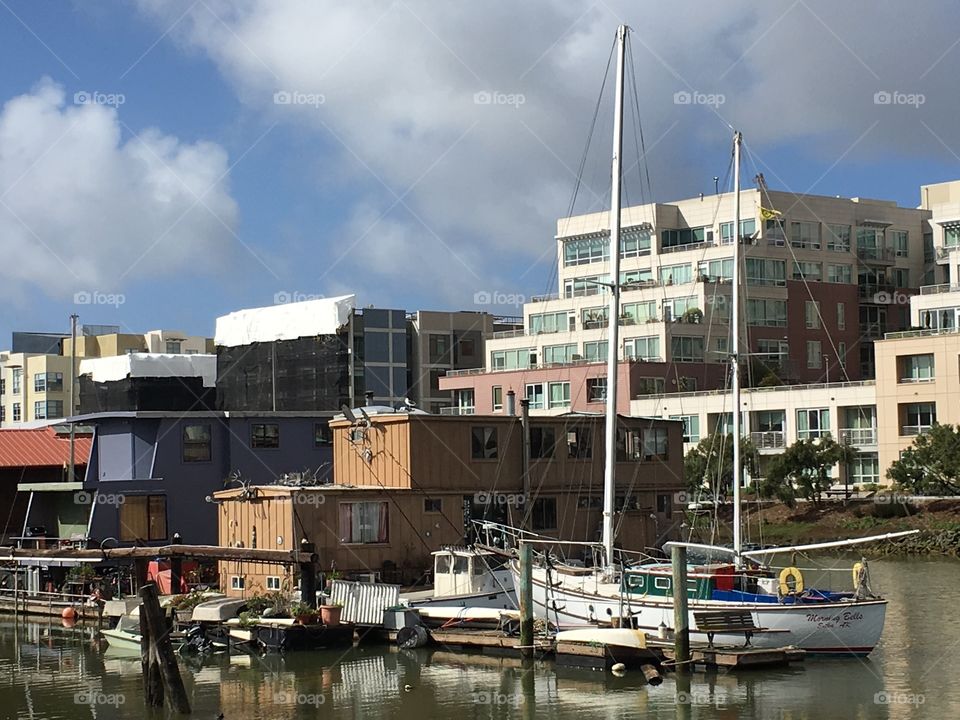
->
[0,427,92,468]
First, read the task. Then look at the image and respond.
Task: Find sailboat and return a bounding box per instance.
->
[505,24,917,655]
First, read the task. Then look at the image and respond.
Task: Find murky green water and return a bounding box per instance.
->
[0,557,953,719]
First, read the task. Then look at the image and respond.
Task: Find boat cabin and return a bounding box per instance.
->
[431,548,509,598]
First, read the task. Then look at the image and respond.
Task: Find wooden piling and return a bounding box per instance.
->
[299,539,317,608]
[169,533,183,595]
[140,608,164,707]
[671,545,690,670]
[139,582,191,714]
[519,542,534,658]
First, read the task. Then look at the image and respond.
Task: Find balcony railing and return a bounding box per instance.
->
[632,379,874,401]
[751,431,785,449]
[885,327,960,340]
[919,283,960,295]
[660,240,715,254]
[839,427,877,446]
[440,406,475,416]
[489,328,529,339]
[856,246,896,263]
[900,424,932,437]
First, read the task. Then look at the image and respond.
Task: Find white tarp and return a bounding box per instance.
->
[214,294,355,347]
[79,353,218,387]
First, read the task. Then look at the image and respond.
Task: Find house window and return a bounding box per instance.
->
[33,401,64,419]
[0,378,4,394]
[792,261,822,282]
[526,383,545,410]
[827,224,851,252]
[838,342,847,368]
[182,424,212,462]
[899,354,934,382]
[670,415,700,443]
[892,268,909,287]
[621,301,658,325]
[745,258,786,286]
[492,386,503,412]
[902,403,936,435]
[0,406,4,422]
[583,341,608,362]
[424,498,442,513]
[624,336,660,361]
[797,409,830,440]
[848,454,880,485]
[586,378,607,402]
[165,341,182,354]
[719,219,756,244]
[530,427,556,458]
[620,227,652,258]
[12,403,21,422]
[837,303,845,330]
[531,497,557,531]
[543,344,577,364]
[11,368,22,394]
[581,307,609,329]
[266,576,282,591]
[563,235,609,266]
[471,426,498,459]
[746,298,787,327]
[429,334,451,363]
[314,422,332,447]
[119,495,167,541]
[806,341,822,369]
[892,230,909,257]
[34,372,64,392]
[567,427,592,459]
[791,221,821,249]
[670,336,704,362]
[231,576,245,590]
[827,264,852,283]
[805,301,821,329]
[490,349,533,371]
[658,263,693,285]
[339,501,389,544]
[251,423,280,449]
[530,312,573,334]
[455,389,476,413]
[657,493,672,516]
[636,377,665,395]
[548,382,571,409]
[642,427,669,461]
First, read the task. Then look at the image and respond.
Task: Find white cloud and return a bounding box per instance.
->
[0,78,238,303]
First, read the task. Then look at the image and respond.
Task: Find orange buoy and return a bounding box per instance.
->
[61,617,76,629]
[61,606,77,620]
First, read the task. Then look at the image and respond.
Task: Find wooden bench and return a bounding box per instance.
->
[693,610,759,648]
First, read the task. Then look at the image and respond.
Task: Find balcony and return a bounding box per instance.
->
[859,322,885,339]
[660,240,715,254]
[440,406,475,416]
[489,328,529,339]
[856,246,896,264]
[919,283,960,295]
[935,246,959,264]
[900,424,932,437]
[839,428,877,446]
[751,431,785,450]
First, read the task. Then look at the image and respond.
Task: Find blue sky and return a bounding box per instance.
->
[2,1,960,344]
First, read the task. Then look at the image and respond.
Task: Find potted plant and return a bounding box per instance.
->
[290,601,318,625]
[319,602,343,627]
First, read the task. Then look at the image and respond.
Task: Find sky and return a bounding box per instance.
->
[2,0,960,344]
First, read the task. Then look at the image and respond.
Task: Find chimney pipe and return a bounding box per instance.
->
[506,390,516,416]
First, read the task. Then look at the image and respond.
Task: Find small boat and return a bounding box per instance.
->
[190,597,247,623]
[401,548,516,610]
[415,606,519,630]
[101,611,143,652]
[555,627,648,650]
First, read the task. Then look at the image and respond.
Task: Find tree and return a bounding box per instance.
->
[760,437,855,507]
[683,434,758,500]
[887,423,960,495]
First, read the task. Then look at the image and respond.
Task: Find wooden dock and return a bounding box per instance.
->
[655,640,805,669]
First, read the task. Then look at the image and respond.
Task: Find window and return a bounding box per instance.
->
[165,341,182,354]
[564,276,607,298]
[946,227,960,248]
[636,377,665,395]
[659,263,693,285]
[548,381,571,409]
[745,258,786,286]
[0,407,4,422]
[624,336,660,361]
[620,227,652,258]
[586,378,607,402]
[492,386,503,412]
[455,388,475,413]
[765,217,786,240]
[339,501,389,544]
[719,219,756,244]
[34,372,63,392]
[424,498,442,513]
[757,339,788,363]
[837,303,846,330]
[892,230,909,257]
[429,334,451,363]
[314,422,332,447]
[899,354,935,382]
[792,261,822,281]
[525,383,545,410]
[806,340,822,369]
[698,257,734,281]
[856,227,883,257]
[827,264,852,284]
[567,426,592,459]
[457,338,476,359]
[657,493,673,516]
[746,298,787,327]
[661,227,710,249]
[670,415,700,443]
[530,427,557,458]
[563,235,608,266]
[0,378,4,394]
[581,307,609,329]
[670,336,704,362]
[848,454,880,485]
[491,348,533,370]
[12,403,21,422]
[827,224,851,252]
[892,267,909,288]
[621,301,658,324]
[183,424,212,462]
[642,427,669,460]
[231,576,245,590]
[583,341,608,362]
[33,401,64,419]
[755,410,785,432]
[531,497,557,531]
[797,408,830,439]
[119,495,167,541]
[543,344,577,364]
[838,342,846,368]
[664,295,699,322]
[805,301,821,329]
[902,403,936,435]
[11,368,22,394]
[530,312,573,334]
[471,426,498,459]
[266,576,282,591]
[251,423,280,449]
[791,221,821,249]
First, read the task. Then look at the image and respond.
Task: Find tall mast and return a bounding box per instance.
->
[731,131,743,565]
[602,24,627,570]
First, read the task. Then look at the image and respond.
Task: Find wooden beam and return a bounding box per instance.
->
[0,544,316,565]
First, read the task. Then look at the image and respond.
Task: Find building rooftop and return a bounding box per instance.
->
[0,427,93,468]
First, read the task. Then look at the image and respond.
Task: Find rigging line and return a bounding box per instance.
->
[626,33,654,204]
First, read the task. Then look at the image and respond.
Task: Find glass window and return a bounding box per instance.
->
[806,340,822,369]
[424,498,442,513]
[670,336,704,362]
[698,257,734,281]
[945,228,960,248]
[564,276,607,298]
[428,334,452,363]
[491,348,533,370]
[745,258,786,286]
[849,453,879,485]
[548,382,571,409]
[669,414,700,443]
[266,576,282,590]
[583,341,608,362]
[251,423,280,449]
[659,263,693,285]
[636,377,666,395]
[581,307,609,329]
[183,424,212,462]
[746,299,787,327]
[755,410,785,432]
[12,368,22,394]
[805,301,821,329]
[563,235,608,266]
[526,383,545,409]
[12,403,21,422]
[642,428,669,460]
[720,219,756,244]
[471,426,498,459]
[543,344,577,364]
[621,268,654,286]
[892,230,909,257]
[899,354,934,382]
[792,261,822,281]
[531,497,557,530]
[827,264,852,283]
[902,403,936,435]
[837,303,845,330]
[492,386,503,412]
[624,336,660,361]
[530,312,572,334]
[827,224,851,252]
[586,378,607,402]
[314,422,332,447]
[797,408,830,439]
[339,501,389,544]
[119,495,167,542]
[791,221,821,249]
[621,301,658,325]
[661,227,710,249]
[567,426,592,459]
[620,227,652,258]
[530,427,557,458]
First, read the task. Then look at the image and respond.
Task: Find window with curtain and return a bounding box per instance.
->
[119,495,167,542]
[339,501,389,544]
[182,424,212,462]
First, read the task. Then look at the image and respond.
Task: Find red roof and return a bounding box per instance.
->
[0,427,93,468]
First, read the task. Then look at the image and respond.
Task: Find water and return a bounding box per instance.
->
[0,557,954,719]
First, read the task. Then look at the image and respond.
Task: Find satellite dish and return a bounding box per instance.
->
[340,405,357,423]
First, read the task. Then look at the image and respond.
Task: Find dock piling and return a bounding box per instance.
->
[671,545,690,670]
[139,582,191,714]
[299,539,317,608]
[519,542,533,658]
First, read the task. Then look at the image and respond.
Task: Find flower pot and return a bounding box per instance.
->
[320,605,342,627]
[295,612,317,625]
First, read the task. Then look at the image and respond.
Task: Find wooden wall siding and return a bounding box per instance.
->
[332,418,412,489]
[218,494,296,597]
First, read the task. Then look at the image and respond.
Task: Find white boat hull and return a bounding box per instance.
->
[524,566,886,655]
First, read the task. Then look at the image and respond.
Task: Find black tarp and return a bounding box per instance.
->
[78,376,216,413]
